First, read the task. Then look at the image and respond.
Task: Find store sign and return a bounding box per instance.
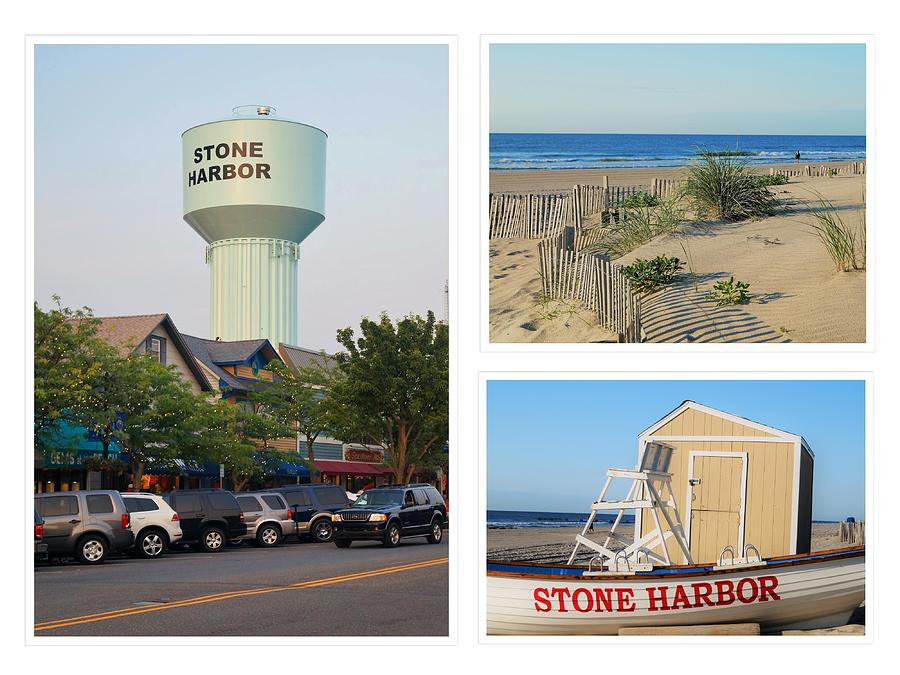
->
[343,446,384,463]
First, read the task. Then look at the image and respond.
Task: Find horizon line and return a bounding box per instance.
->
[490,131,866,137]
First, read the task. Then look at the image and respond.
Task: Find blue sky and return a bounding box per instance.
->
[487,380,865,521]
[34,44,448,351]
[490,43,866,135]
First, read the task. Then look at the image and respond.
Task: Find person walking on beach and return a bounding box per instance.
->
[795,150,801,163]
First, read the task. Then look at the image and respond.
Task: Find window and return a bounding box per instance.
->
[86,494,114,514]
[316,486,349,506]
[414,489,430,506]
[173,494,202,512]
[282,491,312,508]
[147,336,166,364]
[123,497,158,513]
[262,495,286,510]
[403,491,416,507]
[207,493,240,510]
[37,496,79,517]
[237,496,262,512]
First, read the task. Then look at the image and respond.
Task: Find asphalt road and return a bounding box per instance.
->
[34,535,449,636]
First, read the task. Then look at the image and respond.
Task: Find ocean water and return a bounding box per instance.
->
[487,509,839,529]
[490,133,867,171]
[487,510,635,529]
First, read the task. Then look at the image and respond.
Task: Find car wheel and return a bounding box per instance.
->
[426,518,444,544]
[200,526,226,552]
[383,522,401,547]
[137,528,168,558]
[256,524,282,548]
[75,534,108,564]
[311,518,334,543]
[334,539,352,548]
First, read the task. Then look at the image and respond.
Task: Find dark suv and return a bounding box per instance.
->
[162,489,247,552]
[332,484,447,548]
[261,484,352,543]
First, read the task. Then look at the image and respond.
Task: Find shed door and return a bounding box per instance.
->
[689,454,744,564]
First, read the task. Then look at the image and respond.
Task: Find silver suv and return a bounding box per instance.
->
[34,490,134,564]
[234,493,296,547]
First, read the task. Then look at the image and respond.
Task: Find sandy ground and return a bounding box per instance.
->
[489,237,618,343]
[489,164,866,343]
[487,522,846,563]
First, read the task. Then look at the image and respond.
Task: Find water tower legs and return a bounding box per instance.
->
[207,237,299,346]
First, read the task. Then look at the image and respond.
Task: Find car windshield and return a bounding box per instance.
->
[353,489,403,507]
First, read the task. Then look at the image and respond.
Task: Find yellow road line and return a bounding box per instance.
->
[35,557,448,633]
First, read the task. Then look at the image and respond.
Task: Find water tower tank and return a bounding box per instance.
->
[182,105,327,347]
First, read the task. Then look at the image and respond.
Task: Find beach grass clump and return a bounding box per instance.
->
[599,197,687,258]
[620,255,684,293]
[707,277,751,306]
[752,173,789,188]
[618,191,659,209]
[808,192,866,272]
[682,152,779,221]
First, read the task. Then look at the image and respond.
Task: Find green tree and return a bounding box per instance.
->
[122,360,213,488]
[34,297,104,452]
[266,358,333,482]
[329,312,448,483]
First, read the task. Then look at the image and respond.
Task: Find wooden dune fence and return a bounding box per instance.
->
[488,192,572,239]
[839,521,865,545]
[538,235,642,342]
[777,162,866,179]
[491,181,677,239]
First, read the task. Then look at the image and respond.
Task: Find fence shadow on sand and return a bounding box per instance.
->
[641,277,791,343]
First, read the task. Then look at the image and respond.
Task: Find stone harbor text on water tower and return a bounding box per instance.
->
[182,105,327,346]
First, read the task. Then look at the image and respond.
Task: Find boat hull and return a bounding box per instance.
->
[487,549,864,635]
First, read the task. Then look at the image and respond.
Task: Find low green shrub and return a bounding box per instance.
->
[808,192,865,272]
[620,255,684,293]
[707,277,751,306]
[752,173,789,187]
[683,152,779,221]
[598,197,687,258]
[618,191,659,209]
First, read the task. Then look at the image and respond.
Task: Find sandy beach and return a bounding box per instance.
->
[487,522,847,563]
[489,163,866,343]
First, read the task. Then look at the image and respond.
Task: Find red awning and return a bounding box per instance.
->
[313,460,392,476]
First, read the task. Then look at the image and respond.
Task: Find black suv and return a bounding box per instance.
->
[162,489,247,552]
[332,484,447,548]
[261,484,352,543]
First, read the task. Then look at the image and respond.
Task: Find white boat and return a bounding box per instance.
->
[487,445,864,635]
[487,546,864,635]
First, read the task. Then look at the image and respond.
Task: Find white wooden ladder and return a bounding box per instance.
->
[566,442,694,571]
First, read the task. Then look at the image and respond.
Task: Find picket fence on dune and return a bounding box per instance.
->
[537,232,642,343]
[488,181,677,240]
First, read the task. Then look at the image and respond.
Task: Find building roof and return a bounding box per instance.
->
[86,313,212,392]
[181,334,281,394]
[278,343,335,372]
[640,400,813,458]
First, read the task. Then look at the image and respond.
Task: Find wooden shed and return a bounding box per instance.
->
[635,401,814,565]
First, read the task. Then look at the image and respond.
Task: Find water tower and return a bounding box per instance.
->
[182,105,327,347]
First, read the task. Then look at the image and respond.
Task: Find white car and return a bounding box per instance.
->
[120,492,184,558]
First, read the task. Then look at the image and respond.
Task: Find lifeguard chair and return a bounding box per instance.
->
[567,442,693,573]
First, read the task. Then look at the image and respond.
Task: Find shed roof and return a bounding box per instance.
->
[640,400,813,458]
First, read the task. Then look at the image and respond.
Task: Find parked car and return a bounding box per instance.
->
[332,483,447,548]
[262,484,352,543]
[234,492,295,547]
[161,489,247,552]
[34,490,134,564]
[120,492,184,558]
[34,508,48,561]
